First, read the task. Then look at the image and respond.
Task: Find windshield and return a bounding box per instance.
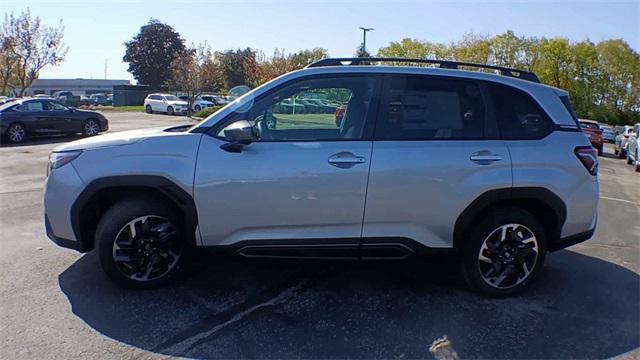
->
[164,95,180,101]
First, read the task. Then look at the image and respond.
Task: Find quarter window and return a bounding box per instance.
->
[375,77,486,140]
[489,84,553,139]
[21,101,45,112]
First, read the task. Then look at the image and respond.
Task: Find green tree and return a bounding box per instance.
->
[123,19,187,87]
[216,48,261,90]
[535,37,573,89]
[452,33,490,64]
[490,30,524,68]
[595,39,640,112]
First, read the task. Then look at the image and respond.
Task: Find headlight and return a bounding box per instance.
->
[47,150,82,176]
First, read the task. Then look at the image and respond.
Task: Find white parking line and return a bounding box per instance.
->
[599,196,639,206]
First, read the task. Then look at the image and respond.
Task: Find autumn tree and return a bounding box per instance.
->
[124,19,187,88]
[0,9,67,96]
[170,43,221,116]
[216,48,262,90]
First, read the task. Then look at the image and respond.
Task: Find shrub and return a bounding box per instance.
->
[193,106,222,118]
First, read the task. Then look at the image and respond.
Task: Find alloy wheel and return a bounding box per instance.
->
[112,215,182,282]
[477,223,539,289]
[8,123,25,143]
[84,120,100,136]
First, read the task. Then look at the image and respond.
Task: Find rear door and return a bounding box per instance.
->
[362,75,512,251]
[19,100,53,133]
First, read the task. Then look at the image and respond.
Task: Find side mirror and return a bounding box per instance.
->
[220,120,254,153]
[69,107,75,112]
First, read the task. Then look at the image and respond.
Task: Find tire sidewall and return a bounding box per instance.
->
[145,105,152,113]
[95,198,188,289]
[167,106,174,115]
[461,208,547,297]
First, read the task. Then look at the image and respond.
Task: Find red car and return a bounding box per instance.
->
[579,119,604,156]
[335,105,346,127]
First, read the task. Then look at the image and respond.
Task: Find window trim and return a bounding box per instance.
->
[373,74,494,141]
[208,74,384,143]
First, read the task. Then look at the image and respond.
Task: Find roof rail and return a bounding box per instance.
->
[306,57,540,83]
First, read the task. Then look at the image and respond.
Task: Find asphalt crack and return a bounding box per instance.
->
[152,268,338,355]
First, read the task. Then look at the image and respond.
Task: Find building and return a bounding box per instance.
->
[27,78,131,96]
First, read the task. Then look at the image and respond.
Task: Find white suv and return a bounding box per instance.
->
[44,58,599,297]
[144,93,187,115]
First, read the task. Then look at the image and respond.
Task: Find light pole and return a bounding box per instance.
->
[359,27,374,55]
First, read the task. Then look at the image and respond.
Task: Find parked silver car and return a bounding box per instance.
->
[614,125,634,158]
[43,58,599,297]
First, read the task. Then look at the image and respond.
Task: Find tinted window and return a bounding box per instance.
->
[579,121,599,130]
[375,77,485,140]
[489,84,553,139]
[220,76,375,141]
[46,101,68,111]
[20,101,45,112]
[148,95,161,100]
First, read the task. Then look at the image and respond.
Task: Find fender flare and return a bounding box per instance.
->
[70,175,198,246]
[453,187,567,249]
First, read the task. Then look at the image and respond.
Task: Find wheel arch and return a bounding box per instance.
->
[70,175,198,252]
[453,187,567,252]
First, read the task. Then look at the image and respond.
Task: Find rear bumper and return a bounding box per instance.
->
[550,226,596,252]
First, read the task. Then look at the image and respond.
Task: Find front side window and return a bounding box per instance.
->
[164,95,180,101]
[46,101,68,111]
[375,77,486,140]
[489,83,553,139]
[220,76,376,141]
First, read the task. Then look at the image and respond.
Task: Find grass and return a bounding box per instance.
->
[101,105,145,112]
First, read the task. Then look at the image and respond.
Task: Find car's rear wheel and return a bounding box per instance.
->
[194,105,201,112]
[461,207,546,297]
[6,123,26,143]
[95,197,189,289]
[145,105,152,113]
[167,106,174,115]
[83,119,100,136]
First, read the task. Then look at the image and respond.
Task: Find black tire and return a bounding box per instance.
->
[82,118,100,136]
[95,197,191,289]
[461,207,547,297]
[619,149,626,159]
[597,144,603,156]
[614,148,619,155]
[145,105,152,114]
[167,106,174,115]
[636,151,640,172]
[6,122,26,143]
[194,105,201,112]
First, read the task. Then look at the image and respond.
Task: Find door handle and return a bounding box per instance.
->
[470,151,502,164]
[328,152,367,168]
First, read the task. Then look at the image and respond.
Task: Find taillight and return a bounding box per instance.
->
[575,146,598,175]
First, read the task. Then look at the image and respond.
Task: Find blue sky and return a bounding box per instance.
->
[3,0,639,82]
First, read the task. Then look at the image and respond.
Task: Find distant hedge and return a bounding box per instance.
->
[193,106,222,118]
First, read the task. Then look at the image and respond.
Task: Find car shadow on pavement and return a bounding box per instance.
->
[0,134,84,148]
[58,250,639,359]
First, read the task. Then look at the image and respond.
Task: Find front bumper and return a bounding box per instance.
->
[45,214,87,252]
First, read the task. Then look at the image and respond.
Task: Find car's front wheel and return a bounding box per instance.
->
[194,105,201,112]
[145,105,152,113]
[6,122,26,143]
[167,106,174,115]
[461,207,546,297]
[95,197,188,289]
[83,119,100,136]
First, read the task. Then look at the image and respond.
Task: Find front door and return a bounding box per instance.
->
[363,75,512,251]
[194,75,379,253]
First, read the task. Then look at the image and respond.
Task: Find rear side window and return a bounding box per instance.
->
[488,84,553,140]
[375,76,486,140]
[148,95,161,100]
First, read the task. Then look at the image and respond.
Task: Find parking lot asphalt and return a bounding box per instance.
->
[0,112,638,359]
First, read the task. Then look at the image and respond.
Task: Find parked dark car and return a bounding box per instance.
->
[0,98,108,144]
